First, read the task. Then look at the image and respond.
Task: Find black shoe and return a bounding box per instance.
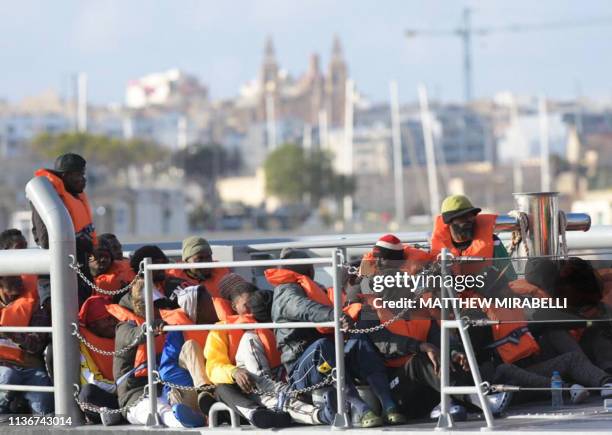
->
[198,391,216,415]
[250,408,292,429]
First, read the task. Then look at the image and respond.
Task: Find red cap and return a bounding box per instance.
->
[375,234,403,251]
[79,295,112,326]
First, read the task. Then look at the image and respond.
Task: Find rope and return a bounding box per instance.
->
[508,210,530,257]
[489,384,612,393]
[463,317,612,326]
[559,210,569,259]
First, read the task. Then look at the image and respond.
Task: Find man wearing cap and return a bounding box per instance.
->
[167,236,232,318]
[32,153,96,306]
[359,234,433,278]
[429,194,515,281]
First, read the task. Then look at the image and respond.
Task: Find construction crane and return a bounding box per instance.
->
[405,8,612,101]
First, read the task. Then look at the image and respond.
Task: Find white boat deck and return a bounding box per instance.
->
[4,399,612,435]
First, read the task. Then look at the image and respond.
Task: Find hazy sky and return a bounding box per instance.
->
[2,0,612,105]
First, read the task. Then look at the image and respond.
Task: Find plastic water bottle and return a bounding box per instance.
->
[551,370,563,409]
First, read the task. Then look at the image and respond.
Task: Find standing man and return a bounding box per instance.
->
[32,153,96,306]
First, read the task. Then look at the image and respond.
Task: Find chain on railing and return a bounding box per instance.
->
[74,373,217,416]
[74,384,148,416]
[72,322,146,356]
[151,371,216,393]
[68,254,140,297]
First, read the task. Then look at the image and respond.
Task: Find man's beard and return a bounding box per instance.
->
[451,222,474,241]
[190,269,212,281]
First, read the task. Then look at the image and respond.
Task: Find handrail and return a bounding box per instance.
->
[0,326,53,333]
[147,257,332,271]
[163,322,335,332]
[0,385,55,393]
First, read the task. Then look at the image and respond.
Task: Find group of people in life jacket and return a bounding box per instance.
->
[1,152,612,427]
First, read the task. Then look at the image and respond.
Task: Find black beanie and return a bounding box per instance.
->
[130,245,168,273]
[247,290,273,323]
[54,153,86,173]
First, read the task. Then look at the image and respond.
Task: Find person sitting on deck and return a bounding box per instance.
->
[76,295,121,425]
[429,195,516,283]
[129,245,184,301]
[0,275,52,416]
[110,278,206,428]
[98,233,128,263]
[166,237,232,318]
[0,229,28,251]
[158,282,228,425]
[89,238,135,302]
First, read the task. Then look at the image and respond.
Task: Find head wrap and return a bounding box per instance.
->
[218,273,256,301]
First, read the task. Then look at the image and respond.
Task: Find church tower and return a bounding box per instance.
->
[258,36,280,122]
[326,35,348,127]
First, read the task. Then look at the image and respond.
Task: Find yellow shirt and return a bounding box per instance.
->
[203,322,236,385]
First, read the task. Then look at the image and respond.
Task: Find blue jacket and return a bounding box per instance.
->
[159,331,193,397]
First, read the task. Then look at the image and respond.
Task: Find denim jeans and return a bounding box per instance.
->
[0,365,54,414]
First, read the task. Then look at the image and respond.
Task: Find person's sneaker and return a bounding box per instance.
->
[172,403,205,428]
[383,407,407,425]
[430,401,467,422]
[486,391,513,415]
[356,410,383,428]
[100,410,122,426]
[198,391,216,415]
[250,408,292,429]
[601,383,612,398]
[570,384,589,404]
[316,389,337,425]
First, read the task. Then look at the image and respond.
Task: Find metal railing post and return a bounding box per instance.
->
[26,176,81,423]
[332,249,349,429]
[143,257,161,427]
[436,248,453,430]
[438,248,495,431]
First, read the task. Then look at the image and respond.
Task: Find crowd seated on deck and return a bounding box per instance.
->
[1,159,612,428]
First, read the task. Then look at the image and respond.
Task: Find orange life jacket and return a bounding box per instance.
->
[265,268,361,333]
[79,327,115,381]
[470,293,540,363]
[166,267,234,320]
[35,169,96,242]
[359,245,434,277]
[430,214,497,276]
[225,314,281,368]
[0,278,39,364]
[95,261,136,294]
[509,279,587,343]
[106,304,207,377]
[359,293,432,368]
